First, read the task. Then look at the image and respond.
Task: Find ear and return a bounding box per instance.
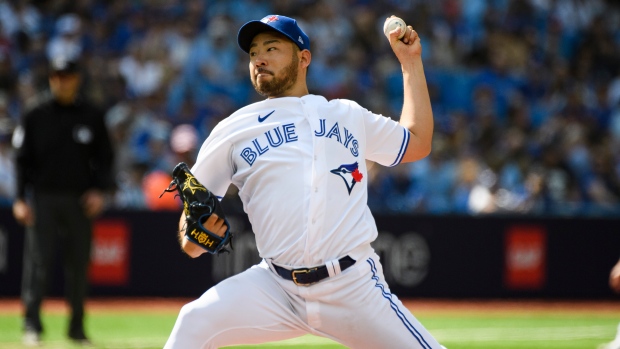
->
[299,49,311,69]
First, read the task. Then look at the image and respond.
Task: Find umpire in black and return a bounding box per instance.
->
[12,56,115,346]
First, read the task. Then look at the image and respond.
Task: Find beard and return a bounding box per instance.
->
[251,52,299,97]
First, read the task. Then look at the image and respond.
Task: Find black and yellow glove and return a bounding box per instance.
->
[161,162,233,254]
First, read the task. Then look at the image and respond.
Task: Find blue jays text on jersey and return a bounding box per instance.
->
[240,119,360,166]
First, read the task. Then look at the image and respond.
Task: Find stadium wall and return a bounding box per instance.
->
[0,208,618,299]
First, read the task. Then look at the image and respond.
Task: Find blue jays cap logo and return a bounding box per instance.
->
[263,15,279,23]
[238,14,310,53]
[330,162,363,195]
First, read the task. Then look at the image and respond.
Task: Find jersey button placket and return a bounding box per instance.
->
[300,98,317,265]
[306,101,327,260]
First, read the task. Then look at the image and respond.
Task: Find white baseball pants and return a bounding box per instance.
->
[164,250,443,349]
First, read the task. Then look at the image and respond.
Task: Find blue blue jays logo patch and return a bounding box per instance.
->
[330,162,363,195]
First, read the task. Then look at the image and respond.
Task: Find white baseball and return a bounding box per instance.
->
[383,17,406,39]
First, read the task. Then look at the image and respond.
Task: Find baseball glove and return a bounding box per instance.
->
[160,162,233,255]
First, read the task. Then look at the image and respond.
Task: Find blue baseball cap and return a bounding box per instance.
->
[237,15,310,53]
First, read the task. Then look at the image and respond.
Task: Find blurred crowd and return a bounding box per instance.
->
[0,0,619,216]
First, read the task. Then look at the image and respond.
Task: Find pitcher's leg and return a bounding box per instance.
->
[316,256,443,349]
[164,264,309,349]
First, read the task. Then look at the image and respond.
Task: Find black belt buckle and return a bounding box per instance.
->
[292,267,318,286]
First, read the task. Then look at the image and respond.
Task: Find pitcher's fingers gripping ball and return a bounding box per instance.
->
[161,162,233,254]
[383,16,419,46]
[383,16,406,39]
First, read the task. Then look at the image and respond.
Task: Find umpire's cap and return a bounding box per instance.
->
[49,56,79,75]
[238,15,310,53]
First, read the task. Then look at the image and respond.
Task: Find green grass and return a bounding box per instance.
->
[0,310,617,348]
[423,313,618,349]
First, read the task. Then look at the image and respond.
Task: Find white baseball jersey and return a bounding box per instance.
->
[191,94,410,267]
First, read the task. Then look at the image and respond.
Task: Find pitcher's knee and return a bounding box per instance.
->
[175,303,221,339]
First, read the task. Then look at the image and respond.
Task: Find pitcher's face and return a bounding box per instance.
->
[248,31,299,97]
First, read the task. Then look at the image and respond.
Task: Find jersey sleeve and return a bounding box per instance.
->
[190,128,234,199]
[13,111,34,199]
[92,106,116,191]
[361,107,410,167]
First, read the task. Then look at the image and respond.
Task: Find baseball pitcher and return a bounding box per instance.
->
[163,14,445,349]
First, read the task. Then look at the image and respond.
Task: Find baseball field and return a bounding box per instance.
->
[0,298,618,349]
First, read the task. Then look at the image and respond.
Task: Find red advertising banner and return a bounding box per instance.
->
[504,225,547,290]
[88,219,130,286]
